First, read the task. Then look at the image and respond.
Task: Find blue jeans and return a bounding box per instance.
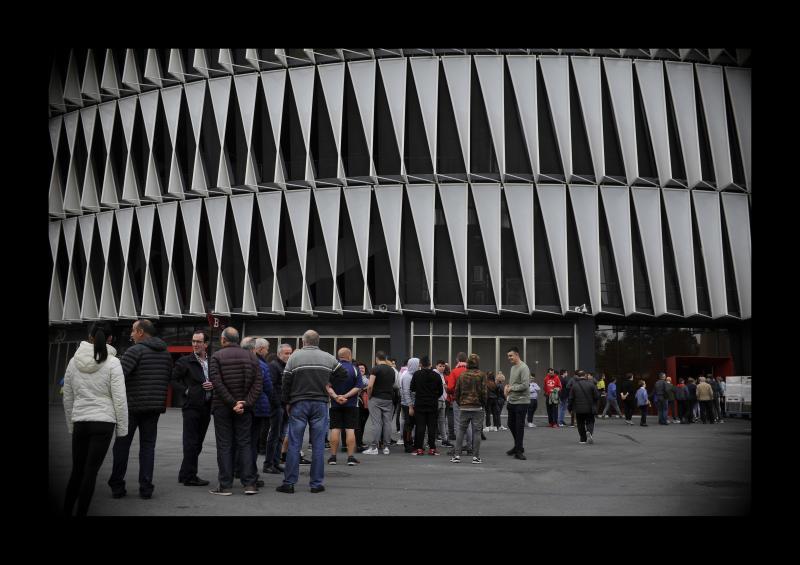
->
[108,411,160,496]
[283,400,329,489]
[558,399,569,424]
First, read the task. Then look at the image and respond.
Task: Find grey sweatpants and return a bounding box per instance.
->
[368,398,394,448]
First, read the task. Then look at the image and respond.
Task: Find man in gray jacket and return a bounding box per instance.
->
[276,330,348,494]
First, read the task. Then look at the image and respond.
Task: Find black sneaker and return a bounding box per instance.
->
[275,483,294,494]
[506,448,517,456]
[209,486,232,496]
[111,489,126,499]
[327,455,337,465]
[255,479,265,488]
[183,477,210,486]
[347,455,360,466]
[244,484,259,495]
[310,485,326,493]
[299,457,312,465]
[514,452,527,460]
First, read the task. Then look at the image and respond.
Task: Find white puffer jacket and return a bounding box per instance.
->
[63,341,128,437]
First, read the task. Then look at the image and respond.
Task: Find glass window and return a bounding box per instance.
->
[318,338,335,356]
[431,337,449,366]
[526,338,551,375]
[695,328,718,356]
[499,338,525,376]
[451,337,468,367]
[663,327,699,357]
[640,326,663,380]
[553,338,574,373]
[375,338,391,361]
[355,338,374,367]
[595,327,618,378]
[335,338,354,357]
[471,337,497,375]
[412,336,430,361]
[432,321,449,336]
[718,329,731,356]
[617,326,641,376]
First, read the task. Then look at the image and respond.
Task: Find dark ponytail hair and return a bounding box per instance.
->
[89,322,110,364]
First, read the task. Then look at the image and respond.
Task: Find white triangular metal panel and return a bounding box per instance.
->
[141,266,160,317]
[349,60,377,173]
[145,154,163,202]
[81,50,102,102]
[63,217,78,263]
[78,215,95,264]
[256,191,283,272]
[471,183,502,308]
[442,56,471,173]
[160,85,182,145]
[191,146,208,193]
[439,183,468,308]
[50,270,64,322]
[406,184,436,309]
[244,153,259,187]
[288,66,315,156]
[193,49,210,78]
[64,111,79,154]
[216,151,234,192]
[234,73,259,148]
[168,49,186,81]
[100,156,119,208]
[242,274,258,314]
[157,202,178,259]
[284,189,312,311]
[98,101,117,152]
[721,192,751,319]
[662,188,698,316]
[204,196,228,262]
[343,186,372,302]
[184,80,206,144]
[600,185,635,316]
[537,184,569,314]
[122,49,142,93]
[49,221,61,261]
[272,277,285,315]
[188,271,205,315]
[634,60,672,187]
[631,187,667,316]
[475,56,506,175]
[319,63,346,161]
[49,164,64,217]
[144,49,163,88]
[95,211,114,260]
[208,76,232,144]
[80,269,99,320]
[64,160,82,214]
[504,184,535,313]
[375,185,403,309]
[696,65,733,189]
[99,265,118,319]
[63,270,82,321]
[135,205,155,260]
[568,184,601,315]
[540,56,573,179]
[218,49,234,73]
[313,187,341,279]
[81,153,100,212]
[261,70,287,151]
[64,50,84,107]
[50,115,63,157]
[80,106,98,152]
[664,62,702,188]
[180,200,203,266]
[114,207,134,265]
[230,194,255,264]
[117,95,137,149]
[378,58,407,173]
[164,269,182,316]
[409,57,438,173]
[571,57,604,181]
[119,270,138,318]
[692,190,727,318]
[168,153,185,197]
[603,58,638,185]
[138,90,159,145]
[101,49,120,94]
[122,156,141,205]
[725,67,751,191]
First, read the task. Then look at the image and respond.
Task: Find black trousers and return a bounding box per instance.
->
[489,399,502,427]
[401,405,415,448]
[677,400,689,422]
[639,405,648,425]
[213,407,255,488]
[700,400,714,423]
[356,407,369,447]
[64,421,115,516]
[446,402,455,439]
[624,401,636,421]
[108,411,160,496]
[178,405,211,483]
[507,403,527,453]
[414,409,438,450]
[575,413,595,442]
[526,399,538,423]
[546,402,558,425]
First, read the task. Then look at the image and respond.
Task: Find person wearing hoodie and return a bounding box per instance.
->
[400,358,419,453]
[410,356,444,455]
[63,323,128,516]
[450,354,487,464]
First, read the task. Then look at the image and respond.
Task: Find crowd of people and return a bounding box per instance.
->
[60,319,729,516]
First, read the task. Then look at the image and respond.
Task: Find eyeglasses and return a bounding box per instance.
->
[191,340,205,344]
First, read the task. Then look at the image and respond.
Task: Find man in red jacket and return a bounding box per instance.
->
[446,352,473,453]
[543,368,562,428]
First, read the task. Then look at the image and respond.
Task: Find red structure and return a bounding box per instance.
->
[165,345,193,407]
[665,355,734,383]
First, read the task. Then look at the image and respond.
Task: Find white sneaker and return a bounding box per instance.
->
[526,422,534,428]
[587,432,594,444]
[499,426,508,431]
[450,455,461,463]
[531,423,537,427]
[490,426,498,432]
[382,447,391,455]
[483,427,491,432]
[362,447,379,455]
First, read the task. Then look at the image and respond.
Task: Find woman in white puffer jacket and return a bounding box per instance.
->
[62,323,128,516]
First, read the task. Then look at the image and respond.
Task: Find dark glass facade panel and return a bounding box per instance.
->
[71,224,87,304]
[470,61,498,175]
[616,326,642,377]
[152,96,171,193]
[553,337,575,373]
[374,64,402,176]
[640,326,665,379]
[431,337,449,366]
[631,208,653,312]
[196,203,218,311]
[399,191,429,306]
[127,217,147,313]
[451,337,468,366]
[275,195,303,308]
[533,188,559,309]
[175,91,196,191]
[526,338,551,374]
[566,192,591,312]
[249,204,274,311]
[73,118,88,196]
[467,188,495,307]
[437,64,466,175]
[173,208,193,312]
[501,193,528,310]
[375,338,391,360]
[594,326,617,377]
[601,66,626,179]
[56,120,71,196]
[337,191,365,308]
[664,77,687,183]
[89,223,105,304]
[130,103,149,197]
[724,78,746,186]
[88,116,107,201]
[505,61,533,176]
[107,218,125,309]
[569,63,594,179]
[280,79,307,182]
[310,73,339,180]
[109,107,127,199]
[661,199,683,314]
[252,78,277,184]
[720,209,741,316]
[694,72,716,185]
[318,337,335,356]
[220,200,246,311]
[199,84,222,187]
[718,328,731,356]
[663,327,700,357]
[632,70,658,181]
[367,191,396,307]
[691,206,711,315]
[224,86,249,186]
[355,338,374,367]
[537,63,564,178]
[148,216,168,312]
[598,197,623,309]
[342,67,371,177]
[499,337,525,372]
[412,336,430,360]
[432,321,449,335]
[433,189,462,307]
[306,196,334,308]
[696,328,719,356]
[404,62,433,175]
[471,337,497,375]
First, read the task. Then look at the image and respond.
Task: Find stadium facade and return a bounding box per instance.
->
[47,49,751,403]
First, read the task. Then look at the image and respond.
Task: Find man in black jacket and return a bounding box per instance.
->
[108,319,172,499]
[173,329,213,487]
[264,343,293,474]
[208,327,262,496]
[568,370,600,444]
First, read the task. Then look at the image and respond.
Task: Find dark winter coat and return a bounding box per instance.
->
[410,368,444,411]
[253,357,274,418]
[620,378,637,406]
[172,353,211,410]
[120,337,172,414]
[209,344,262,411]
[268,358,286,407]
[568,377,600,415]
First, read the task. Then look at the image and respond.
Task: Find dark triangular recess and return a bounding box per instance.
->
[367,189,397,307]
[72,222,87,305]
[537,61,565,180]
[374,63,402,177]
[175,90,196,192]
[306,195,335,308]
[195,202,219,312]
[569,63,595,181]
[342,65,371,178]
[694,71,716,187]
[664,76,687,186]
[220,198,245,311]
[148,214,168,312]
[224,85,249,187]
[173,207,194,312]
[433,187,463,308]
[598,196,623,310]
[632,69,659,183]
[437,63,466,176]
[630,200,654,313]
[399,189,429,306]
[73,117,89,198]
[720,205,741,316]
[565,192,590,312]
[660,195,683,315]
[127,215,147,312]
[276,194,303,308]
[501,191,529,311]
[89,221,106,305]
[153,94,172,194]
[600,64,626,181]
[533,187,560,310]
[337,190,365,308]
[471,59,499,177]
[130,101,149,198]
[505,59,533,178]
[248,201,274,311]
[405,60,434,176]
[56,120,71,197]
[691,201,711,315]
[723,76,746,188]
[252,78,277,184]
[310,71,340,181]
[199,82,222,188]
[466,187,496,308]
[107,218,125,309]
[109,105,127,200]
[89,109,107,203]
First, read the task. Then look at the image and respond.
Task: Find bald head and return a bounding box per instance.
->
[302,329,320,347]
[221,327,240,346]
[337,347,352,361]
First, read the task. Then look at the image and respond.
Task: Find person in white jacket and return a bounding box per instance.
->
[62,323,128,516]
